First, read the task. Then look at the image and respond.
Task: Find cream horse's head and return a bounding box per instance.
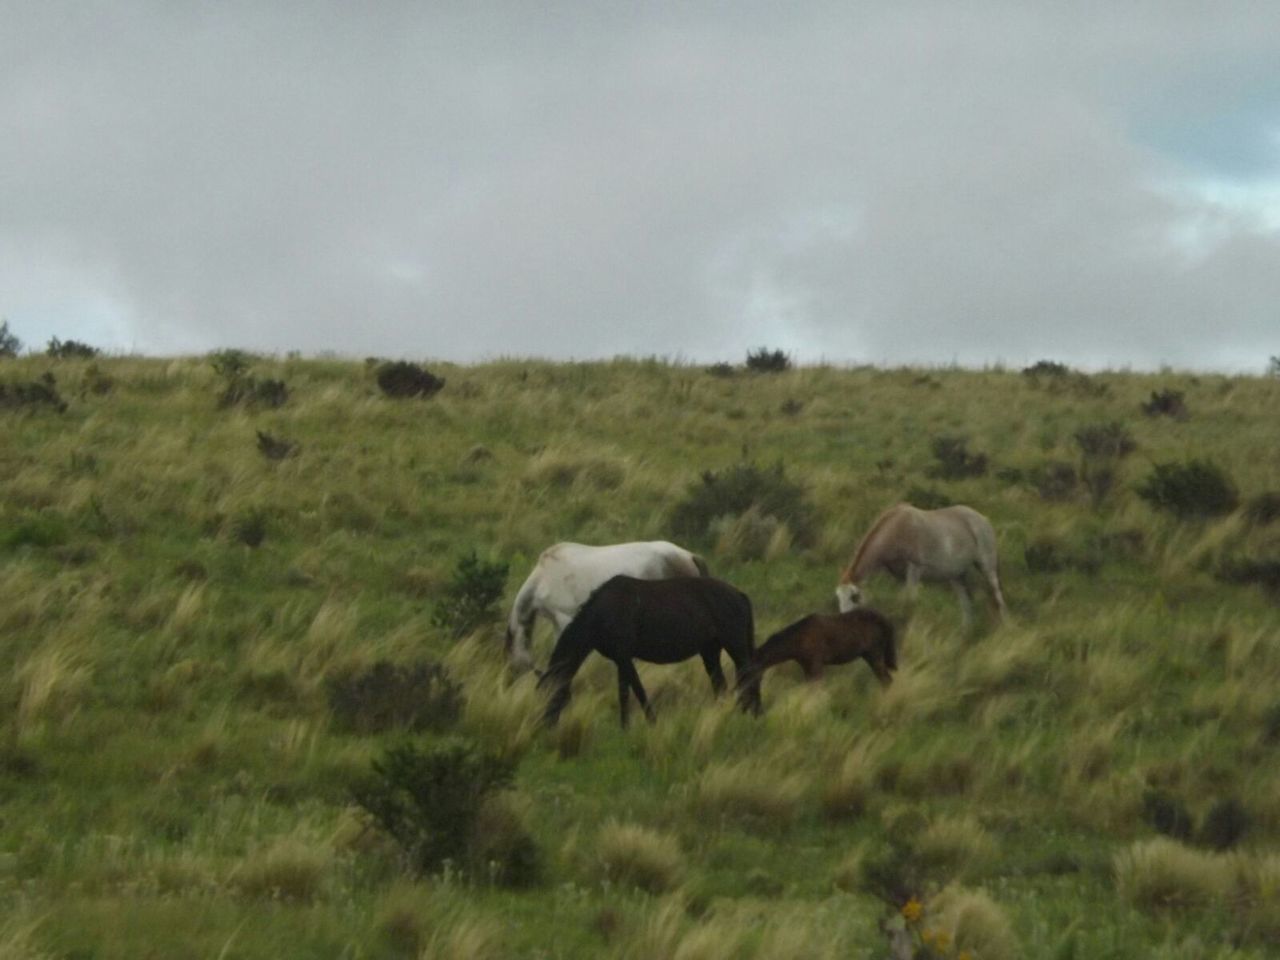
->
[835,581,865,612]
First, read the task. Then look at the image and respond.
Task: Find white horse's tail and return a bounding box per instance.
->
[505,573,541,673]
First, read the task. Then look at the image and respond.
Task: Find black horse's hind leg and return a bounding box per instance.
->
[615,659,654,726]
[700,650,728,696]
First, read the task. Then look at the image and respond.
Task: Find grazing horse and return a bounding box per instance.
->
[537,575,762,728]
[836,503,1006,626]
[746,609,897,688]
[505,540,709,675]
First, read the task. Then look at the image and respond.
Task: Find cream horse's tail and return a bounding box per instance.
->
[504,571,541,673]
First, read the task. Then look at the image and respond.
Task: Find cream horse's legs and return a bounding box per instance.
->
[951,579,974,628]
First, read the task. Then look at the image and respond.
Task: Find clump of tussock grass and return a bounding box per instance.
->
[591,821,685,893]
[694,759,808,825]
[446,637,542,761]
[16,640,92,734]
[228,834,333,903]
[820,736,884,821]
[417,915,504,960]
[871,658,957,726]
[711,506,792,561]
[1114,837,1232,911]
[522,447,629,492]
[928,885,1021,960]
[373,881,437,957]
[914,816,996,880]
[958,628,1049,696]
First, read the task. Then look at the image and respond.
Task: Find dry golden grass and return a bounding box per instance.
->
[694,759,808,825]
[592,821,685,893]
[227,833,333,903]
[928,885,1020,960]
[820,736,884,821]
[914,815,997,879]
[418,915,506,960]
[16,638,92,735]
[1114,838,1233,911]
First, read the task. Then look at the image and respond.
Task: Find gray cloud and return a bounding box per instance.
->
[3,2,1280,369]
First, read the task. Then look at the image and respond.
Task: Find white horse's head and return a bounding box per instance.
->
[835,582,864,612]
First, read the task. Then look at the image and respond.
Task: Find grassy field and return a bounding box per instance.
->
[1,352,1278,959]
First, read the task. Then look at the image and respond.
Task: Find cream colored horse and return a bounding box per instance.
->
[505,541,709,675]
[836,503,1005,626]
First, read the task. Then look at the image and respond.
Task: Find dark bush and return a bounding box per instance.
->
[904,485,953,510]
[210,350,288,409]
[669,461,818,546]
[1142,789,1193,841]
[0,320,21,357]
[1269,355,1280,378]
[1243,492,1280,527]
[376,361,445,398]
[927,435,988,480]
[1198,798,1249,851]
[779,398,805,417]
[1024,536,1101,575]
[1031,461,1077,501]
[209,349,252,381]
[231,509,268,548]
[1137,460,1239,520]
[0,372,66,413]
[46,337,99,359]
[1021,359,1071,379]
[744,347,791,373]
[256,430,298,461]
[1073,421,1136,460]
[326,660,462,734]
[1216,558,1280,597]
[79,363,114,396]
[351,737,530,882]
[1142,388,1188,419]
[431,552,509,638]
[706,362,736,378]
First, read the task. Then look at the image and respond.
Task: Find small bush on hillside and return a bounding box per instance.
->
[1243,492,1280,527]
[1030,461,1077,501]
[905,485,953,510]
[79,363,114,396]
[779,397,804,417]
[706,362,735,378]
[431,552,509,638]
[1216,558,1280,598]
[1269,355,1280,378]
[210,350,288,409]
[745,347,791,373]
[0,320,21,357]
[256,430,298,461]
[46,337,99,359]
[1137,460,1239,520]
[351,737,526,881]
[670,461,818,546]
[326,660,462,734]
[1198,798,1249,851]
[0,372,67,413]
[928,435,988,480]
[231,509,268,548]
[1074,421,1136,508]
[1021,359,1070,379]
[1022,359,1108,397]
[1142,789,1193,841]
[1142,388,1188,419]
[376,361,445,398]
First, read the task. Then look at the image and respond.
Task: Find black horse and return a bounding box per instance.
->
[538,574,762,727]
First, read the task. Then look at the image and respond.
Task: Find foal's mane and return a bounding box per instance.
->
[841,503,907,582]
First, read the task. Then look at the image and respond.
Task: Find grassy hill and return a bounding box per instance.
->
[2,353,1278,958]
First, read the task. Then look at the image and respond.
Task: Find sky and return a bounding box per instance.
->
[3,2,1280,371]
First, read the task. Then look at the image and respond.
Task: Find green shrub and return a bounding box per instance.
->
[46,337,99,359]
[1073,421,1135,508]
[326,661,462,734]
[928,435,988,480]
[1031,461,1077,501]
[231,509,268,548]
[1137,460,1238,520]
[670,461,818,546]
[256,430,298,461]
[1021,359,1070,378]
[351,737,522,880]
[745,347,791,373]
[1243,492,1280,527]
[706,362,735,378]
[0,372,66,413]
[376,361,445,398]
[1198,798,1249,851]
[1142,388,1188,419]
[0,319,21,357]
[1142,789,1193,841]
[904,485,954,510]
[431,552,509,638]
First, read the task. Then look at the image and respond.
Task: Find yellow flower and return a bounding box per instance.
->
[901,897,923,922]
[932,930,952,952]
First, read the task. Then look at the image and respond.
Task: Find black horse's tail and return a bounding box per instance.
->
[691,552,711,577]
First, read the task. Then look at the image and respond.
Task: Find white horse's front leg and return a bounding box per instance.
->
[903,563,922,601]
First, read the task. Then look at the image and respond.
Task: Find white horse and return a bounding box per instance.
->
[835,503,1006,626]
[505,540,709,674]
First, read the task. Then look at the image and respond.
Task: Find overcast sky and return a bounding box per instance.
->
[3,3,1279,370]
